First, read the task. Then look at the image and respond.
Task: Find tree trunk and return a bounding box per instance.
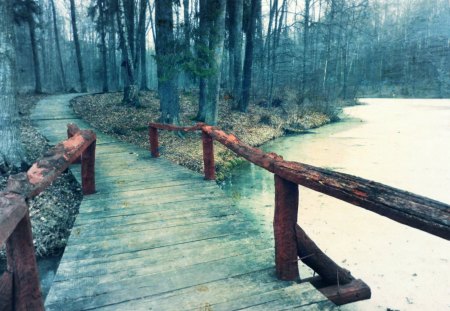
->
[99,0,109,93]
[50,0,67,91]
[228,0,243,109]
[239,0,258,112]
[137,0,147,90]
[69,0,87,92]
[204,0,227,125]
[155,0,180,124]
[0,1,27,172]
[117,0,140,106]
[139,0,148,90]
[302,0,311,93]
[27,12,43,94]
[196,0,209,121]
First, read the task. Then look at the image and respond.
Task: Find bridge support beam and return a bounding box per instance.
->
[274,174,299,281]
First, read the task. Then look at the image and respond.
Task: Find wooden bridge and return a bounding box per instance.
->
[0,94,449,310]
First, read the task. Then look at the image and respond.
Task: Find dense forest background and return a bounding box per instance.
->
[13,0,450,118]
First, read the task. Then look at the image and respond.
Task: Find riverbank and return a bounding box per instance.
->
[72,91,340,180]
[0,95,82,271]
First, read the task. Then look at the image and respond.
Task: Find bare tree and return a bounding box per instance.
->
[50,0,67,91]
[228,0,244,109]
[239,0,258,112]
[0,0,26,171]
[155,0,180,124]
[69,0,88,92]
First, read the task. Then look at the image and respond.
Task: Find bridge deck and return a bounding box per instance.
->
[32,95,337,310]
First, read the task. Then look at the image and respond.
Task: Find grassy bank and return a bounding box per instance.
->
[72,91,341,181]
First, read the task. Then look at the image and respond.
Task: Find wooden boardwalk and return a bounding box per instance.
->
[31,95,337,310]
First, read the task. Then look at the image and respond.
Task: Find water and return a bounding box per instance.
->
[222,98,450,311]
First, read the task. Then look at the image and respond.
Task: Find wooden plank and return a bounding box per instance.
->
[0,271,13,311]
[6,213,44,310]
[0,193,27,245]
[54,232,266,281]
[61,218,253,259]
[316,279,371,306]
[46,249,277,310]
[206,283,332,311]
[50,237,270,296]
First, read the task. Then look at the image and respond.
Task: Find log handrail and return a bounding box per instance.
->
[0,124,96,310]
[149,121,450,304]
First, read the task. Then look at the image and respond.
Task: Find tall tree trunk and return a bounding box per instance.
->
[139,0,148,90]
[239,0,258,112]
[117,0,140,106]
[110,17,118,90]
[0,1,26,172]
[27,13,43,94]
[196,0,209,121]
[204,0,227,125]
[228,0,243,109]
[50,0,67,91]
[182,0,192,90]
[69,0,87,92]
[99,0,109,92]
[302,0,311,93]
[265,0,277,98]
[155,0,180,124]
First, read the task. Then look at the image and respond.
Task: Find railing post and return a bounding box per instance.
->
[6,212,44,310]
[149,126,160,158]
[82,140,96,195]
[274,174,299,281]
[202,130,215,180]
[67,124,81,164]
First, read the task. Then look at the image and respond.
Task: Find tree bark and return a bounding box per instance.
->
[155,0,180,124]
[50,0,67,91]
[99,0,109,92]
[204,0,227,125]
[69,0,87,92]
[228,0,243,109]
[239,0,258,112]
[196,0,209,121]
[0,0,27,172]
[27,10,43,94]
[117,0,140,106]
[139,0,148,90]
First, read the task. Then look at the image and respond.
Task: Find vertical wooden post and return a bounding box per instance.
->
[149,126,159,157]
[67,124,81,164]
[6,212,44,310]
[202,130,215,180]
[274,174,299,281]
[82,140,96,195]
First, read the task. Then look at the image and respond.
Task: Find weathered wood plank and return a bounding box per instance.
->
[46,249,277,310]
[0,193,27,245]
[54,232,266,281]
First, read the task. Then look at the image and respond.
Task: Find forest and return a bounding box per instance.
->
[9,0,450,125]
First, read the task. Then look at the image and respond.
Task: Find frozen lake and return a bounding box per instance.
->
[223,98,450,311]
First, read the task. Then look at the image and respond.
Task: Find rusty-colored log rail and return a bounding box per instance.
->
[149,121,450,304]
[0,124,96,310]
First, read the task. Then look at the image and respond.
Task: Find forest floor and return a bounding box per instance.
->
[0,95,82,271]
[72,91,340,181]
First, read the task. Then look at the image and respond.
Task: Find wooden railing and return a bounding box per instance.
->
[0,124,96,310]
[149,121,450,305]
